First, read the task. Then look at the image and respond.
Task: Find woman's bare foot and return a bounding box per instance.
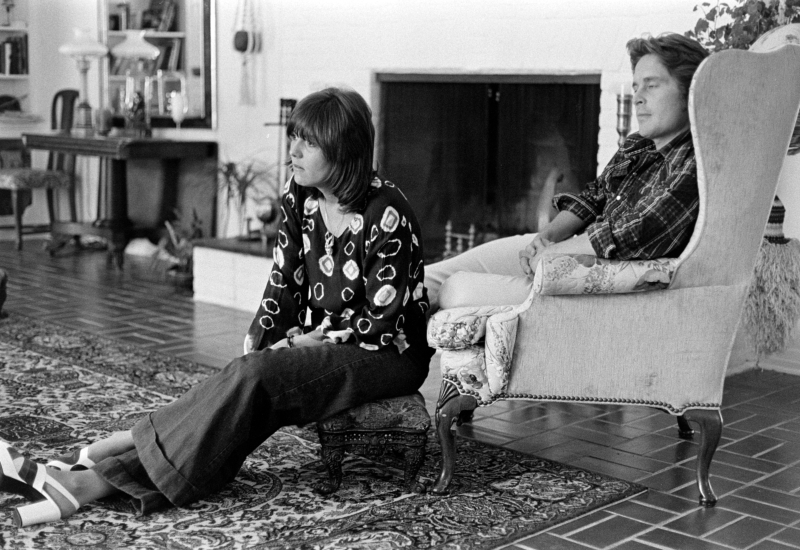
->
[85,431,135,463]
[48,431,135,471]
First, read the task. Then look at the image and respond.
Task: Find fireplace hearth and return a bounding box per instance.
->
[378,75,600,259]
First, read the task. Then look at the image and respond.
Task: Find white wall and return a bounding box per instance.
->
[10,0,800,241]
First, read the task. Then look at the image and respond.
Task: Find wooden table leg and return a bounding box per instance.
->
[107,158,131,268]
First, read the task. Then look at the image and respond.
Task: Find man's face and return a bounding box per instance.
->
[632,54,690,150]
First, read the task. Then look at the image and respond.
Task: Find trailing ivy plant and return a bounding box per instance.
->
[686,0,800,155]
[685,0,800,51]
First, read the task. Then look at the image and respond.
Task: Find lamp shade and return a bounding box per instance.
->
[111,30,160,60]
[59,28,108,59]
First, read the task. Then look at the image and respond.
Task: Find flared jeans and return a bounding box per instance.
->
[93,342,432,514]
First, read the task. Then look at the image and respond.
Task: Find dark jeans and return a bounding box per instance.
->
[93,343,432,514]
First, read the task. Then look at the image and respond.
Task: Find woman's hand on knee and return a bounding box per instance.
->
[243,334,255,355]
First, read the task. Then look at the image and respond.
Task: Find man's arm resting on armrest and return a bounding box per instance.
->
[520,211,592,277]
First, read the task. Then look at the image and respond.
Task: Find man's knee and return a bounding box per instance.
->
[438,271,533,309]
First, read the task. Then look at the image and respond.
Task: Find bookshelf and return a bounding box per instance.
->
[0,14,32,122]
[0,24,28,79]
[103,0,188,119]
[98,0,214,129]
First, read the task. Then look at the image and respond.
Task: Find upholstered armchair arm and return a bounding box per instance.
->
[532,253,680,295]
[427,304,516,351]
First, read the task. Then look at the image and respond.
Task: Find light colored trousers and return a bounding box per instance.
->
[425,233,536,311]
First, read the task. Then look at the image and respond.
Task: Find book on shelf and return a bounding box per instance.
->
[167,37,181,71]
[157,0,177,32]
[0,35,27,76]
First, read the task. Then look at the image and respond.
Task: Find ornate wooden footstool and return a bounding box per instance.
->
[315,392,431,495]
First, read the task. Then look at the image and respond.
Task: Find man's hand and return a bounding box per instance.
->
[519,234,553,279]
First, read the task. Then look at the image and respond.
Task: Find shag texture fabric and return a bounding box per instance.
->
[0,313,645,549]
[743,238,800,356]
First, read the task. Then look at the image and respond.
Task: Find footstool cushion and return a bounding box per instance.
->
[315,392,431,495]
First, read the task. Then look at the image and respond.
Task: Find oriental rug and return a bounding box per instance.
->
[0,314,645,550]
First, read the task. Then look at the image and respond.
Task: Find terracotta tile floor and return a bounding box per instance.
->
[3,239,800,550]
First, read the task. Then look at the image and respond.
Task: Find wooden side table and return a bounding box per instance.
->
[23,132,217,267]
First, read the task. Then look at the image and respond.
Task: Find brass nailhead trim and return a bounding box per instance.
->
[440,374,720,414]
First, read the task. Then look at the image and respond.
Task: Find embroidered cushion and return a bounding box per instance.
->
[439,347,493,403]
[318,392,431,432]
[533,254,679,295]
[427,304,515,350]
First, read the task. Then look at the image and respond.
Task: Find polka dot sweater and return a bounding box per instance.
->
[247,176,431,355]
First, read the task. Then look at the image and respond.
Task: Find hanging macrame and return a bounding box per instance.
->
[742,197,800,358]
[233,0,262,105]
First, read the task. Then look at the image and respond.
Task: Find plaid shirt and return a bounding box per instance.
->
[553,130,698,260]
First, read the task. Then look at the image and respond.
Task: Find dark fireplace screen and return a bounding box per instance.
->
[379,79,601,260]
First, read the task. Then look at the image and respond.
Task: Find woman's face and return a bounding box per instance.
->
[289,134,332,190]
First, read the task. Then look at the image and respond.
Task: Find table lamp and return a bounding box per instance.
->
[58,29,108,136]
[111,30,160,136]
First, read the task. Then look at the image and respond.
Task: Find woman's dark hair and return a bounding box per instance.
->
[627,33,710,100]
[286,87,375,213]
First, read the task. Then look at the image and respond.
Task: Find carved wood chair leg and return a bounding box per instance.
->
[45,188,57,227]
[12,190,25,251]
[432,381,477,495]
[403,446,427,494]
[313,446,344,495]
[683,408,723,507]
[677,415,695,439]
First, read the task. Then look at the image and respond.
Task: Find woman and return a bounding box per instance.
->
[0,87,433,527]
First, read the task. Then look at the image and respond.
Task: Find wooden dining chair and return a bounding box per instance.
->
[0,89,79,250]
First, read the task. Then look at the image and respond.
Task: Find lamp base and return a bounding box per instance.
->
[72,102,94,137]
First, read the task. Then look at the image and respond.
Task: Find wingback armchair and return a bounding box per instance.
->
[426,45,800,507]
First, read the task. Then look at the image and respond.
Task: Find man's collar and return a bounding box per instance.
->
[621,129,692,159]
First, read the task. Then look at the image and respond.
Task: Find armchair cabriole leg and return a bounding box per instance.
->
[677,415,695,439]
[432,381,477,495]
[683,408,723,507]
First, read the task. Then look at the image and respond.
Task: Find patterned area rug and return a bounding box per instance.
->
[0,314,645,549]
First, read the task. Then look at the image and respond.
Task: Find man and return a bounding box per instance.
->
[425,32,710,310]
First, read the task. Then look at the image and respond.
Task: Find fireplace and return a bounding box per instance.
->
[377,74,601,260]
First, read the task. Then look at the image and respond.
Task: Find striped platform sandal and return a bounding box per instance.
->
[46,448,96,472]
[0,440,80,527]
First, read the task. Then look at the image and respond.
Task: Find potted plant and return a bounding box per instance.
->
[685,0,800,51]
[152,209,202,289]
[218,157,281,240]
